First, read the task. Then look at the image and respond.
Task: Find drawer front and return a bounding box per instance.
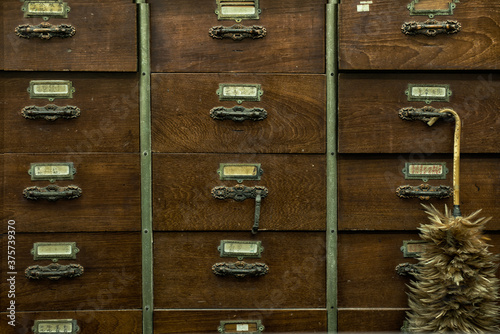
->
[0,310,142,334]
[153,153,326,231]
[339,72,500,154]
[154,232,326,309]
[0,232,141,312]
[152,74,326,154]
[2,72,139,153]
[154,310,327,333]
[150,0,325,73]
[338,309,407,332]
[338,154,500,231]
[339,1,500,70]
[4,3,137,72]
[4,153,141,232]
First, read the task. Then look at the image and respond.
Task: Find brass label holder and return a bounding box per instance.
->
[27,80,75,101]
[215,0,261,22]
[28,162,76,183]
[218,320,265,333]
[217,83,263,104]
[405,84,452,104]
[31,242,79,262]
[22,1,71,21]
[401,240,427,258]
[218,240,263,260]
[33,319,80,334]
[218,163,263,183]
[407,0,459,18]
[402,162,448,182]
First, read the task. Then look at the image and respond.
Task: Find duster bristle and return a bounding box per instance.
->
[406,204,500,333]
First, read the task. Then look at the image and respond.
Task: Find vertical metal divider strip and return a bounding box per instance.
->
[136,1,153,333]
[326,0,338,333]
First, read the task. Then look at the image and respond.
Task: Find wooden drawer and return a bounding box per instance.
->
[151,74,326,154]
[153,153,326,231]
[0,310,142,334]
[154,232,326,309]
[154,310,327,333]
[338,232,500,330]
[2,72,139,153]
[339,72,500,154]
[339,0,500,70]
[149,0,325,73]
[3,2,137,71]
[3,153,141,233]
[338,154,500,230]
[0,232,141,312]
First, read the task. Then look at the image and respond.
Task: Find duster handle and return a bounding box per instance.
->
[439,108,461,216]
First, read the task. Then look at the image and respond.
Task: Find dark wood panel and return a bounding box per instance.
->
[338,154,500,230]
[2,72,139,153]
[153,153,326,231]
[4,153,141,232]
[0,310,142,334]
[0,233,141,311]
[338,308,408,332]
[3,3,137,71]
[151,74,326,154]
[150,0,325,73]
[154,232,326,309]
[154,310,327,333]
[339,1,500,70]
[339,73,500,154]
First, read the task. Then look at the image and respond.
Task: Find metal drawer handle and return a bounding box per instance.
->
[396,184,452,200]
[209,24,266,41]
[210,106,267,122]
[21,105,81,121]
[212,184,268,234]
[395,263,420,277]
[25,263,84,280]
[212,261,269,278]
[23,184,82,201]
[15,22,76,40]
[401,19,461,37]
[399,106,453,126]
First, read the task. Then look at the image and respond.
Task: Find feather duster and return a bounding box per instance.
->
[406,204,500,333]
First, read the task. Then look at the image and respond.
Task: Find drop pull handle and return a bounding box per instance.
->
[212,184,269,234]
[23,185,82,201]
[396,184,452,200]
[21,105,81,121]
[401,19,461,36]
[25,263,84,280]
[16,22,76,40]
[210,106,267,122]
[209,24,266,41]
[212,261,269,278]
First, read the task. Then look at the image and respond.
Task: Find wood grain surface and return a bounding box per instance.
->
[153,231,326,309]
[0,310,142,334]
[3,3,137,71]
[338,308,408,332]
[339,72,500,154]
[152,73,326,154]
[2,72,139,153]
[338,154,500,230]
[0,232,141,311]
[3,153,141,233]
[339,0,500,70]
[154,309,327,333]
[149,0,326,73]
[153,153,326,231]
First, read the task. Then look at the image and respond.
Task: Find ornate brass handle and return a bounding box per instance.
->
[23,184,82,201]
[21,105,81,121]
[15,22,76,40]
[25,263,84,280]
[399,106,453,126]
[396,184,452,200]
[401,19,461,36]
[212,261,269,278]
[210,106,267,122]
[209,24,266,41]
[395,263,420,277]
[212,185,268,234]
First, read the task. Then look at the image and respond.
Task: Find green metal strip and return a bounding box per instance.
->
[326,0,338,333]
[136,1,153,334]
